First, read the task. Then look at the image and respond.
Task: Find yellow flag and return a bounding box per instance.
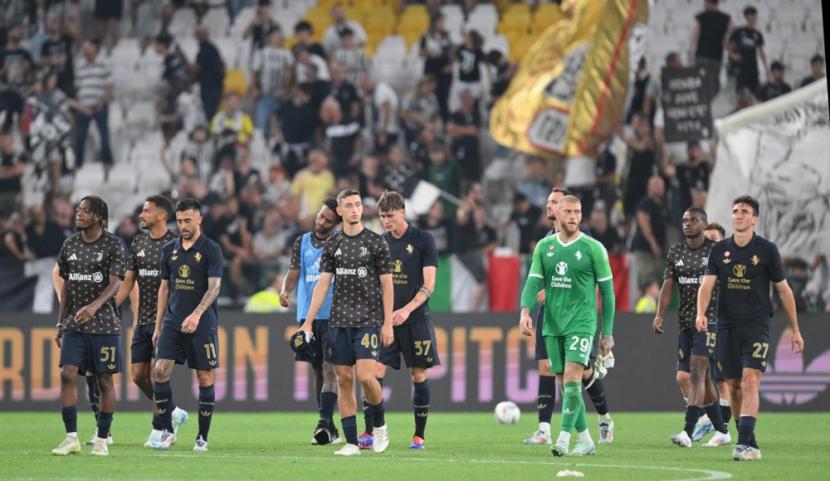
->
[490,0,649,158]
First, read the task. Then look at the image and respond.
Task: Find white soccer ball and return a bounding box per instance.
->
[494,401,521,424]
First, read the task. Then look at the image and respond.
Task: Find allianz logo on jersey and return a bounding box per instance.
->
[336,267,368,278]
[677,276,703,285]
[138,268,160,277]
[68,271,104,283]
[761,329,830,406]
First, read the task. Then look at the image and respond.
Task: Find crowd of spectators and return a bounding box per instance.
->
[0,0,826,312]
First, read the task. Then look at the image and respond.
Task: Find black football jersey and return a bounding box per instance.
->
[664,238,718,329]
[127,230,178,325]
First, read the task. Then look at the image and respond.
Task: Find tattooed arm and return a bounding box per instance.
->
[181,277,221,334]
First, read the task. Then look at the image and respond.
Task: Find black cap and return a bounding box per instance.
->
[770,61,785,71]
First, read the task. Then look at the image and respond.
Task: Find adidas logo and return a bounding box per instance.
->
[335,248,342,257]
[676,259,684,267]
[137,249,146,257]
[68,254,78,261]
[761,328,830,406]
[200,410,212,416]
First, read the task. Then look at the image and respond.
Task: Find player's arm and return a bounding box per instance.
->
[519,241,545,336]
[116,270,136,307]
[52,263,63,303]
[182,276,222,334]
[695,275,717,332]
[593,242,616,354]
[653,248,675,334]
[153,279,170,345]
[299,272,333,333]
[393,266,436,325]
[280,237,302,307]
[379,273,394,346]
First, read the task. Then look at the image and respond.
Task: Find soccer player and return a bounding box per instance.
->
[51,196,126,456]
[696,195,804,461]
[523,188,615,446]
[691,222,734,443]
[280,197,342,445]
[519,195,615,457]
[371,190,439,450]
[152,198,224,452]
[299,188,394,456]
[51,264,110,446]
[115,195,188,447]
[653,208,730,448]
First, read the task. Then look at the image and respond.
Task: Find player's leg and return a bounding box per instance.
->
[311,319,340,445]
[86,334,120,456]
[699,363,730,446]
[525,313,555,445]
[328,327,360,455]
[152,358,176,439]
[582,345,613,444]
[359,360,386,447]
[356,330,389,455]
[92,373,115,456]
[317,361,340,442]
[717,379,733,425]
[405,319,439,449]
[734,325,768,461]
[131,323,162,445]
[549,334,594,456]
[52,335,82,456]
[194,369,216,452]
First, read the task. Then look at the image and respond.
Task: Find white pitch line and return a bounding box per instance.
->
[15,453,730,481]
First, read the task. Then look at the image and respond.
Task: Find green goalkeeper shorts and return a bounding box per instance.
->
[545,334,594,374]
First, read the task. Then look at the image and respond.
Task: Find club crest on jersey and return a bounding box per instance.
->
[547,244,555,257]
[137,249,146,257]
[178,265,190,278]
[406,244,414,254]
[751,255,759,266]
[556,261,568,275]
[575,250,582,261]
[96,252,103,262]
[194,252,202,263]
[359,246,368,257]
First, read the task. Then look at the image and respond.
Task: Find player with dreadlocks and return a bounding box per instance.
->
[52,196,127,456]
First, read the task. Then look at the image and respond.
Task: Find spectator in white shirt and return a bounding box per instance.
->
[360,75,399,153]
[322,3,367,54]
[251,26,294,137]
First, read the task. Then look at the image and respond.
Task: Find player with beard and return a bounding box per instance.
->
[115,195,187,447]
[280,198,343,445]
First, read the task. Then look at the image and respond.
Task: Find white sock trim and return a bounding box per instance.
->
[578,430,592,442]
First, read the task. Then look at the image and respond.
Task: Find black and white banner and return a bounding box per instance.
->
[660,66,715,142]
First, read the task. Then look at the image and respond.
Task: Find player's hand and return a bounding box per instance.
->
[536,289,546,305]
[54,330,62,348]
[652,316,664,334]
[695,314,708,333]
[380,324,394,347]
[791,329,805,354]
[181,312,201,334]
[298,321,313,337]
[392,308,410,326]
[519,311,533,336]
[74,303,99,324]
[278,290,290,308]
[600,335,615,356]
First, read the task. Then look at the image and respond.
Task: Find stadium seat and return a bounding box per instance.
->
[224,68,248,97]
[465,5,498,35]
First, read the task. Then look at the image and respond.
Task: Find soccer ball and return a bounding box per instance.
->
[494,401,521,424]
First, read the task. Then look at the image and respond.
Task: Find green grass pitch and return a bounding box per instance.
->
[2,412,828,480]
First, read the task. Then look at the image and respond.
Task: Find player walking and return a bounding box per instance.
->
[300,189,394,456]
[151,198,224,452]
[115,195,188,447]
[51,196,126,456]
[653,208,730,448]
[369,191,439,450]
[280,198,342,445]
[519,195,615,457]
[696,195,804,461]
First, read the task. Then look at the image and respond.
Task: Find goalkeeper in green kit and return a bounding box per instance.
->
[519,195,616,457]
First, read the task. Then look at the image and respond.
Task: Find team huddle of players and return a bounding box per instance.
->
[47,187,803,462]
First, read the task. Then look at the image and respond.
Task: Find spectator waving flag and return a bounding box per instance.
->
[490,0,648,157]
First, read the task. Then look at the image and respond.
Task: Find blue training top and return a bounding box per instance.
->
[296,232,333,323]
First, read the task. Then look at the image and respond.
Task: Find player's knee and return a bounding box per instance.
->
[196,371,213,386]
[538,361,552,375]
[676,371,690,386]
[411,369,428,383]
[336,370,354,387]
[60,366,77,385]
[96,374,114,393]
[152,365,171,383]
[357,370,376,386]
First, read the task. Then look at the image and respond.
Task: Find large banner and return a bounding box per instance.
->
[1,312,827,412]
[490,0,648,157]
[707,80,830,258]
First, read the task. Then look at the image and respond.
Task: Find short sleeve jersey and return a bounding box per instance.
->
[160,234,224,334]
[321,228,393,328]
[664,238,718,329]
[705,234,785,328]
[528,233,613,337]
[127,230,178,326]
[57,231,127,335]
[383,225,438,325]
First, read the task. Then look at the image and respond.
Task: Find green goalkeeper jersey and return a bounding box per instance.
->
[521,232,615,337]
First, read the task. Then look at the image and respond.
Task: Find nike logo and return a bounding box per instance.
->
[761,329,830,406]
